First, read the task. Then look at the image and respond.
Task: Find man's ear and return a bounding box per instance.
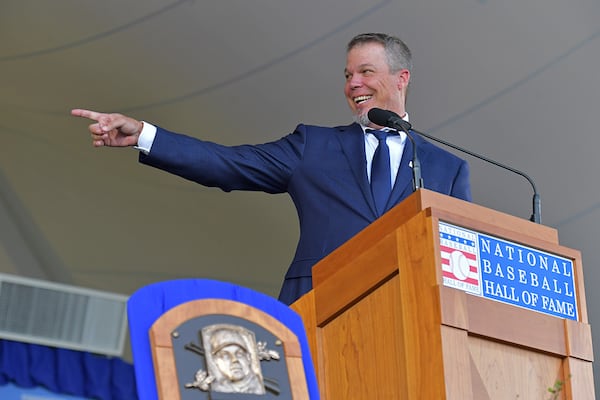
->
[397,69,410,91]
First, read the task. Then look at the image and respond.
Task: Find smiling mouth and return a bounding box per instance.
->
[353,95,372,105]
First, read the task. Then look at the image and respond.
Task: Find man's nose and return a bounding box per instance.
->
[349,76,363,89]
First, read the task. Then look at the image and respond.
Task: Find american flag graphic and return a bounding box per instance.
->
[439,223,481,295]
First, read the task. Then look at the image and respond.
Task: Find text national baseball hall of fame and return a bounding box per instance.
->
[439,221,578,321]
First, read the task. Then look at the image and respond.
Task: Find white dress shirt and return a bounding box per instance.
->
[362,114,409,187]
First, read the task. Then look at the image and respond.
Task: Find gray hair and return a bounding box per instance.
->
[347,33,413,73]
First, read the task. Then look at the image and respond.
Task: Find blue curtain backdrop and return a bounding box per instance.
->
[0,339,137,400]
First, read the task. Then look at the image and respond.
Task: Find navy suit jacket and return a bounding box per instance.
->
[139,122,471,304]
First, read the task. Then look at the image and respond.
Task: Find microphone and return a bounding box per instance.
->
[368,108,541,224]
[367,108,423,191]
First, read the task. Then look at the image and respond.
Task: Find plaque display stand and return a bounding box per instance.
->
[128,279,319,400]
[291,189,594,399]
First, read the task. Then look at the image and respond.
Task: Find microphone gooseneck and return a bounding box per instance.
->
[367,108,542,224]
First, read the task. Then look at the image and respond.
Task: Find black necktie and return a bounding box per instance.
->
[369,129,392,215]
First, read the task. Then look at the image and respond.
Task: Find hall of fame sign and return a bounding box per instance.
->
[439,221,578,321]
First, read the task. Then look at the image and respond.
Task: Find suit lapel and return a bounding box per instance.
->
[336,125,433,217]
[336,124,379,217]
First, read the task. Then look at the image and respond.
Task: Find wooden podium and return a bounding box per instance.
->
[291,189,594,399]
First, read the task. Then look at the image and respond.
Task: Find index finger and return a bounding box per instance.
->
[71,108,102,121]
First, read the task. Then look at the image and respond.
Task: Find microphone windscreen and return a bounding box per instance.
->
[367,108,397,126]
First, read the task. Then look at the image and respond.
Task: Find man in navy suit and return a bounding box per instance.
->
[72,33,471,305]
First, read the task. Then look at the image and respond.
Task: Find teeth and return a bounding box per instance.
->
[354,95,372,104]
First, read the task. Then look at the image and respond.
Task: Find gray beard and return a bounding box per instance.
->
[353,112,371,126]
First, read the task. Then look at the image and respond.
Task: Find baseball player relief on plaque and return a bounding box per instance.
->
[183,324,281,395]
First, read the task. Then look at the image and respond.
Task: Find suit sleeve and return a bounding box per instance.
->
[138,126,306,194]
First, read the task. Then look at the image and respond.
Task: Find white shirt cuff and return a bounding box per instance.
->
[134,121,157,154]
